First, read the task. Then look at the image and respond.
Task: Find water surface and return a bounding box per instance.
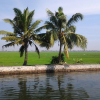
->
[0,71,100,100]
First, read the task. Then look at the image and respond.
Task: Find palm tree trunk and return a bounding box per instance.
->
[58,27,62,64]
[58,41,62,63]
[23,43,28,65]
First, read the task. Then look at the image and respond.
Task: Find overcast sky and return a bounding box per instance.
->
[0,0,100,51]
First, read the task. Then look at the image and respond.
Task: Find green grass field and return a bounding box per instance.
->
[0,51,100,66]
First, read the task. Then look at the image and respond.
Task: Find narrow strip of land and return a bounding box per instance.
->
[0,64,100,75]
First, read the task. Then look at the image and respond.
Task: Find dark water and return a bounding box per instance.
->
[0,72,100,100]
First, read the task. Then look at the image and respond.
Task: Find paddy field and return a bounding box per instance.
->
[0,51,100,66]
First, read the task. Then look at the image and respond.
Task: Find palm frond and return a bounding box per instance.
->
[58,14,67,21]
[37,41,50,50]
[28,20,42,33]
[0,31,15,36]
[23,30,28,37]
[27,10,35,27]
[36,33,46,38]
[64,44,69,59]
[34,44,40,58]
[34,24,47,33]
[3,19,14,26]
[45,21,56,29]
[13,8,26,33]
[58,7,63,13]
[34,30,58,50]
[59,15,67,28]
[34,33,52,49]
[23,8,30,32]
[19,45,25,57]
[46,8,54,16]
[13,8,22,17]
[76,34,87,49]
[3,19,21,35]
[1,36,20,41]
[52,30,58,40]
[65,26,76,33]
[13,8,23,27]
[50,16,58,27]
[25,7,29,18]
[28,40,32,46]
[67,13,83,26]
[50,33,54,46]
[14,39,24,45]
[65,32,87,49]
[2,42,15,48]
[65,37,74,49]
[34,39,49,49]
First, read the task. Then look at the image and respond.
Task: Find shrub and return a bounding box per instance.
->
[50,53,65,64]
[77,58,83,63]
[73,58,83,64]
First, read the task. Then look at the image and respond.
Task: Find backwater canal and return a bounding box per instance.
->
[0,71,100,100]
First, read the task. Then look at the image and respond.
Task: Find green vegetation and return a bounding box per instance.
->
[0,7,98,66]
[0,8,46,65]
[37,7,87,63]
[0,52,100,66]
[51,53,65,64]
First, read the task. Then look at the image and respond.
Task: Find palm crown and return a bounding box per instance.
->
[0,7,46,65]
[36,7,87,63]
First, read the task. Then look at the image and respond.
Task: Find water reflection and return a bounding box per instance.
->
[0,72,100,100]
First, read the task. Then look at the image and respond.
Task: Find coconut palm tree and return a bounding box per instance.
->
[36,7,87,63]
[0,7,46,65]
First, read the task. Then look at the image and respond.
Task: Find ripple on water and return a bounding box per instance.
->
[0,72,100,100]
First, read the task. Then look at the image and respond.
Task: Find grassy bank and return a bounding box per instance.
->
[0,52,100,66]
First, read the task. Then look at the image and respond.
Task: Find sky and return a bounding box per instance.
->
[0,0,100,51]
